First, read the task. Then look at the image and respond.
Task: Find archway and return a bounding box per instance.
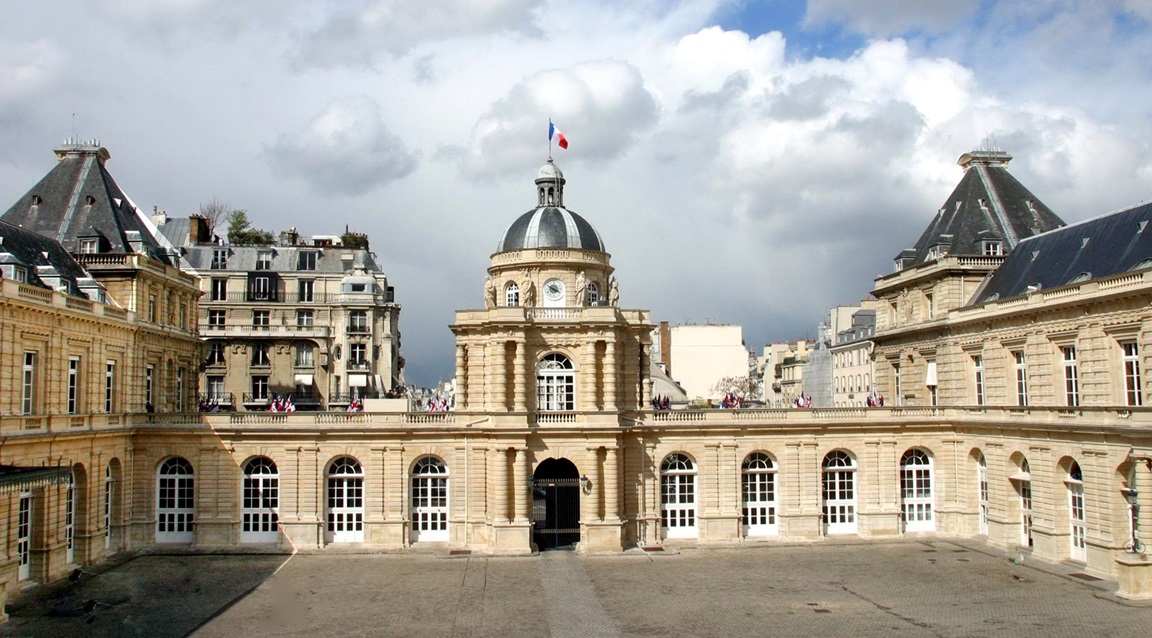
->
[532,458,581,550]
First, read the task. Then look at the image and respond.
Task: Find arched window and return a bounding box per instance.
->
[65,470,76,564]
[742,453,777,536]
[242,457,280,544]
[822,451,857,534]
[411,457,449,542]
[661,453,697,539]
[901,449,934,531]
[586,282,599,306]
[327,457,364,543]
[976,451,989,536]
[536,353,575,411]
[17,492,32,580]
[1014,457,1033,547]
[505,282,520,307]
[1067,461,1086,561]
[157,457,194,543]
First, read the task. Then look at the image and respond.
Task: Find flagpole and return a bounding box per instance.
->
[548,118,553,160]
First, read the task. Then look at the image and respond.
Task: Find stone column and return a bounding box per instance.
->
[513,340,527,412]
[1116,455,1152,600]
[494,338,507,411]
[583,341,599,411]
[491,447,509,523]
[605,445,620,522]
[513,448,530,523]
[585,447,602,521]
[455,344,467,409]
[640,343,652,409]
[1134,456,1152,548]
[604,340,618,412]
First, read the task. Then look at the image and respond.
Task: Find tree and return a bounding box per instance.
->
[198,197,230,236]
[711,374,764,402]
[226,210,274,245]
[341,231,369,250]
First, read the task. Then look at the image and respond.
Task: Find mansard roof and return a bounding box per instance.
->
[975,200,1152,303]
[0,218,93,294]
[1,141,173,266]
[901,150,1065,268]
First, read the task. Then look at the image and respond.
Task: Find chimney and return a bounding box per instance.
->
[660,321,672,377]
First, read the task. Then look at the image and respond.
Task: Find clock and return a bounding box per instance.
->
[543,278,565,306]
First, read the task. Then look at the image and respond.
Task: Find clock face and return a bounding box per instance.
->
[543,278,565,303]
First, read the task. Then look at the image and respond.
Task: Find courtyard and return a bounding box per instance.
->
[4,539,1152,637]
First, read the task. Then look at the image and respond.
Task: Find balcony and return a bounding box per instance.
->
[346,325,371,335]
[196,392,234,408]
[345,360,371,371]
[199,323,332,339]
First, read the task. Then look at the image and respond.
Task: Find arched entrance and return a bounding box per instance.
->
[532,458,581,550]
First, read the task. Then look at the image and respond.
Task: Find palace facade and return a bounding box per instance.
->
[2,143,1152,621]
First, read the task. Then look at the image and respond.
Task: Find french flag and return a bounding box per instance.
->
[549,120,568,149]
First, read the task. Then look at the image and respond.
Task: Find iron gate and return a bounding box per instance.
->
[532,477,581,550]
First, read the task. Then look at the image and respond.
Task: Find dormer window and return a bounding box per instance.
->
[13,266,28,283]
[982,241,1003,256]
[80,238,99,254]
[925,247,941,261]
[211,249,228,269]
[298,251,317,271]
[256,251,272,270]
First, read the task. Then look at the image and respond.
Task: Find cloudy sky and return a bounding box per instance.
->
[3,1,1151,386]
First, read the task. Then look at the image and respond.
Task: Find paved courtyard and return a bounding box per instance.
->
[5,539,1152,637]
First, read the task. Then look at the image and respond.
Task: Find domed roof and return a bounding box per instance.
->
[496,160,605,253]
[498,207,605,252]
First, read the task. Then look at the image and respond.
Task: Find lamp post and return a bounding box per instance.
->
[1122,487,1143,553]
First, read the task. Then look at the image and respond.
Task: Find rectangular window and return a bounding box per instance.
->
[253,310,270,328]
[256,251,273,270]
[80,238,99,254]
[1123,341,1143,406]
[251,276,271,301]
[105,360,116,412]
[22,352,37,415]
[893,363,902,407]
[211,249,228,269]
[349,343,367,366]
[1014,351,1028,406]
[146,365,155,409]
[297,309,314,327]
[148,294,157,322]
[926,293,934,320]
[207,376,225,402]
[296,344,314,367]
[973,355,985,406]
[207,343,226,366]
[208,309,226,326]
[298,251,317,271]
[179,302,187,330]
[68,357,80,414]
[252,376,269,400]
[983,241,1003,256]
[176,368,185,412]
[348,310,368,333]
[298,279,314,303]
[13,266,28,283]
[1063,346,1080,407]
[211,278,228,301]
[251,344,270,367]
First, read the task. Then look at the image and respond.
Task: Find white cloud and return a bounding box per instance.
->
[0,39,64,103]
[263,96,419,196]
[804,0,978,35]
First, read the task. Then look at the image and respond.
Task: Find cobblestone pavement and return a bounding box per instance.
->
[6,540,1152,637]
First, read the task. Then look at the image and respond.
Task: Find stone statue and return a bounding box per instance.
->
[484,275,496,309]
[521,278,536,307]
[608,276,620,307]
[576,271,587,306]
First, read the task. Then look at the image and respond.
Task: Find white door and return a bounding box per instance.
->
[901,450,934,532]
[18,493,32,580]
[327,457,364,543]
[823,451,858,534]
[157,458,195,543]
[411,458,449,542]
[978,458,989,536]
[742,453,778,537]
[65,476,75,563]
[242,457,280,544]
[1069,462,1087,562]
[661,454,697,539]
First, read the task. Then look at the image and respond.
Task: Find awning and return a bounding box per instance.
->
[294,374,314,386]
[0,465,73,494]
[925,360,938,387]
[349,374,368,388]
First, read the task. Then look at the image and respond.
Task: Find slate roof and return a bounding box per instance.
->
[496,160,605,253]
[901,150,1065,268]
[1,142,173,266]
[974,200,1152,303]
[0,218,94,295]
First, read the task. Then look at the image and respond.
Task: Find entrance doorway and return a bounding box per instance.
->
[532,458,581,551]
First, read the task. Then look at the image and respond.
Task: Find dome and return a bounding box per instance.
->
[496,160,605,253]
[497,207,605,252]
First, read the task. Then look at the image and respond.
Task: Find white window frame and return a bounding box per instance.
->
[104,465,114,549]
[822,451,857,534]
[242,457,280,544]
[156,457,195,543]
[211,248,227,269]
[296,309,314,327]
[211,278,227,301]
[1067,462,1086,562]
[742,453,778,537]
[661,453,698,539]
[977,452,989,535]
[1123,341,1143,406]
[105,360,116,412]
[505,282,519,307]
[901,449,934,532]
[1014,351,1028,406]
[973,355,985,406]
[411,457,449,542]
[22,351,37,415]
[326,457,364,543]
[1016,458,1034,548]
[298,279,314,303]
[65,472,76,563]
[208,309,226,326]
[1063,346,1080,407]
[536,353,575,411]
[67,356,80,415]
[18,493,32,580]
[256,250,273,270]
[145,364,155,409]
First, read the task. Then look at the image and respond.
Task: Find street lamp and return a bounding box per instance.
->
[1122,487,1143,553]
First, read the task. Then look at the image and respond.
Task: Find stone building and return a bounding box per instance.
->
[156,217,402,410]
[4,147,1152,611]
[830,304,877,407]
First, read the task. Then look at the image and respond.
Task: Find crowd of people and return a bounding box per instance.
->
[198,398,223,412]
[794,394,814,408]
[424,397,449,412]
[651,395,674,410]
[720,392,744,409]
[267,395,297,412]
[866,393,886,407]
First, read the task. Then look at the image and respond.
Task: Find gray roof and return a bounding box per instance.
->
[975,200,1152,303]
[0,218,93,295]
[0,142,173,266]
[496,160,606,253]
[901,150,1064,267]
[180,242,382,274]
